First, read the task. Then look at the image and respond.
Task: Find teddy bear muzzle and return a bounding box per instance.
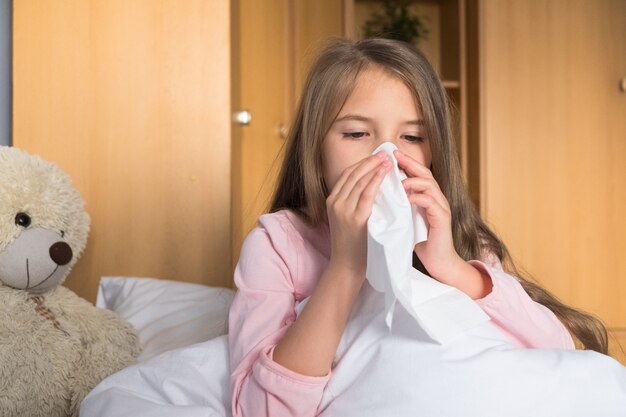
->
[0,228,74,293]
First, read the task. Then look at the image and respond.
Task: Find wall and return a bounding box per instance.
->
[478,0,626,363]
[0,0,10,146]
[14,0,233,301]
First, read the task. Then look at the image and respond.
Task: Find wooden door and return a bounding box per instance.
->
[232,0,344,264]
[478,0,626,362]
[231,0,289,268]
[13,0,232,301]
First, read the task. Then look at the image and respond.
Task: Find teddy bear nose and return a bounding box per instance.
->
[49,242,73,266]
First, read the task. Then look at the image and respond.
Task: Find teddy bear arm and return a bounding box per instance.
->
[58,288,141,352]
[66,309,141,415]
[68,338,139,416]
[56,290,141,414]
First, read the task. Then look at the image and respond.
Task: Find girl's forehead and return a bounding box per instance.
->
[338,66,422,116]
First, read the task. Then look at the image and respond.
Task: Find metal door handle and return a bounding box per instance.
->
[233,110,252,126]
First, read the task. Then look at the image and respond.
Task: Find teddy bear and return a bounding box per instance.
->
[0,147,141,417]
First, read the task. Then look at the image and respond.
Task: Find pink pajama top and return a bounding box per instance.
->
[228,210,574,417]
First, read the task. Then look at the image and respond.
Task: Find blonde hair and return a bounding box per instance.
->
[270,38,608,353]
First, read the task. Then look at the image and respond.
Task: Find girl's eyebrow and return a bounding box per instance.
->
[334,114,372,123]
[334,114,425,126]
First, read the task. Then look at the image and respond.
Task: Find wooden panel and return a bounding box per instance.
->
[294,0,345,101]
[231,0,288,266]
[13,0,232,301]
[232,0,346,265]
[479,0,626,326]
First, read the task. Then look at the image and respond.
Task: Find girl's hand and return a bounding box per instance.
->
[393,150,466,284]
[326,152,392,278]
[273,153,391,378]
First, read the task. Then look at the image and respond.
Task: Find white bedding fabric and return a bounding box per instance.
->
[80,335,232,417]
[96,276,234,361]
[81,278,626,417]
[316,283,626,416]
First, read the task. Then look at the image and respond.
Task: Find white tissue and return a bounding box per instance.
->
[366,142,489,344]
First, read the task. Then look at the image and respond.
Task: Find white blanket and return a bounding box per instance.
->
[81,280,626,417]
[80,335,232,417]
[81,277,234,416]
[316,283,626,416]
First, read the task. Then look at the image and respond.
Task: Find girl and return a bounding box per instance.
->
[228,38,609,416]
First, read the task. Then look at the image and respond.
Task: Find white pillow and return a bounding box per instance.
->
[96,276,234,361]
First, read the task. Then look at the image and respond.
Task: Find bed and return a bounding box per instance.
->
[80,276,626,417]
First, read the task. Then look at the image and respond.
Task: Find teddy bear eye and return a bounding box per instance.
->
[15,212,32,228]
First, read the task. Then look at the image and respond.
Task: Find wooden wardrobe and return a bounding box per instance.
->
[13,0,233,297]
[473,0,626,363]
[13,0,626,364]
[12,0,344,301]
[346,1,626,364]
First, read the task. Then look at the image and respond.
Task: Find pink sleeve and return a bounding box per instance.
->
[228,215,330,417]
[470,260,575,350]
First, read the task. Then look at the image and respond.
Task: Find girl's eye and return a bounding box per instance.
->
[343,132,368,139]
[403,135,424,143]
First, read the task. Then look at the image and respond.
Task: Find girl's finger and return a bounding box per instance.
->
[406,192,451,226]
[353,161,391,216]
[393,150,434,180]
[340,161,391,213]
[331,152,388,200]
[402,177,449,210]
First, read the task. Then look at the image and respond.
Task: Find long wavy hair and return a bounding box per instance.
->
[269,38,608,353]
